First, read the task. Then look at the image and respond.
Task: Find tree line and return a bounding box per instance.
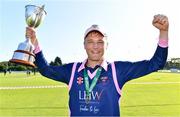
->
[0,57,180,72]
[165,58,180,69]
[0,56,62,72]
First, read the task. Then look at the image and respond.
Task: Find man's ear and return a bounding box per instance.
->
[106,42,108,50]
[83,41,86,49]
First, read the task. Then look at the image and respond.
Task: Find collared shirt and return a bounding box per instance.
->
[77,59,108,79]
[78,59,108,72]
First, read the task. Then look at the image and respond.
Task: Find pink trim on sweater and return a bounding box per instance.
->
[158,38,168,48]
[68,62,77,91]
[78,59,108,72]
[78,59,86,72]
[111,62,121,95]
[33,44,41,54]
[87,69,98,79]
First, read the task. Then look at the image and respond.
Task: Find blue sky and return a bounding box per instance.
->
[0,0,180,64]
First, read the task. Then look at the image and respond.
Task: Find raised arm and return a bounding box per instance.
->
[26,27,72,84]
[153,14,169,44]
[115,14,169,85]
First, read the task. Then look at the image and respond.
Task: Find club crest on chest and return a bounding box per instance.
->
[77,77,84,85]
[100,76,108,83]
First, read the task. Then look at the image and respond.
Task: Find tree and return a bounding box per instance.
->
[0,65,4,71]
[0,62,8,71]
[49,56,62,66]
[164,58,180,69]
[0,61,34,71]
[49,61,55,66]
[54,57,62,66]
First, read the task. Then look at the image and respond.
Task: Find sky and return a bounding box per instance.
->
[0,0,180,64]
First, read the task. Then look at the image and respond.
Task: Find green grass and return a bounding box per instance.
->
[0,72,180,116]
[0,72,64,86]
[121,72,180,116]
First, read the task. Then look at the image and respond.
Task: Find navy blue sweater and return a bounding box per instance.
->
[35,46,168,116]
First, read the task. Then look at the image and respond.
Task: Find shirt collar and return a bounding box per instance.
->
[78,59,108,72]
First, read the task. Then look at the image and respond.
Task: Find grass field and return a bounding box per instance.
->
[0,72,180,117]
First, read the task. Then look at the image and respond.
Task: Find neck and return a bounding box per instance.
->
[86,59,103,68]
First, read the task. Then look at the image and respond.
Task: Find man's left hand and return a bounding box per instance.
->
[152,14,169,31]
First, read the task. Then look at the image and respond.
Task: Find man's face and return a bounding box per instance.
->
[84,31,108,61]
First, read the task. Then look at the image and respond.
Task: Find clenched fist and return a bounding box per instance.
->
[152,14,169,31]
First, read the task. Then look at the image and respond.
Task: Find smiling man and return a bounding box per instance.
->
[26,14,169,116]
[84,26,108,68]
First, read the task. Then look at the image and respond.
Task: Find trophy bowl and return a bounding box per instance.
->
[9,5,46,67]
[25,5,46,28]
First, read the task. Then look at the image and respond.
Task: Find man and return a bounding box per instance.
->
[26,14,169,116]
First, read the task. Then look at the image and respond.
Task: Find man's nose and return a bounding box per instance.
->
[93,42,98,48]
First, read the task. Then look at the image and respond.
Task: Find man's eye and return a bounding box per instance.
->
[98,41,104,44]
[87,41,93,44]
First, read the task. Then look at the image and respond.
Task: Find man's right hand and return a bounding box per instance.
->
[26,27,38,46]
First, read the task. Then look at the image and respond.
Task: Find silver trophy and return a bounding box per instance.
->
[10,5,46,67]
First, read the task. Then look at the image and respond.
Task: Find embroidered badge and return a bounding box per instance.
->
[100,77,108,83]
[77,77,84,85]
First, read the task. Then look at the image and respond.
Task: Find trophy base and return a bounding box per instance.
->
[10,49,36,68]
[9,59,35,67]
